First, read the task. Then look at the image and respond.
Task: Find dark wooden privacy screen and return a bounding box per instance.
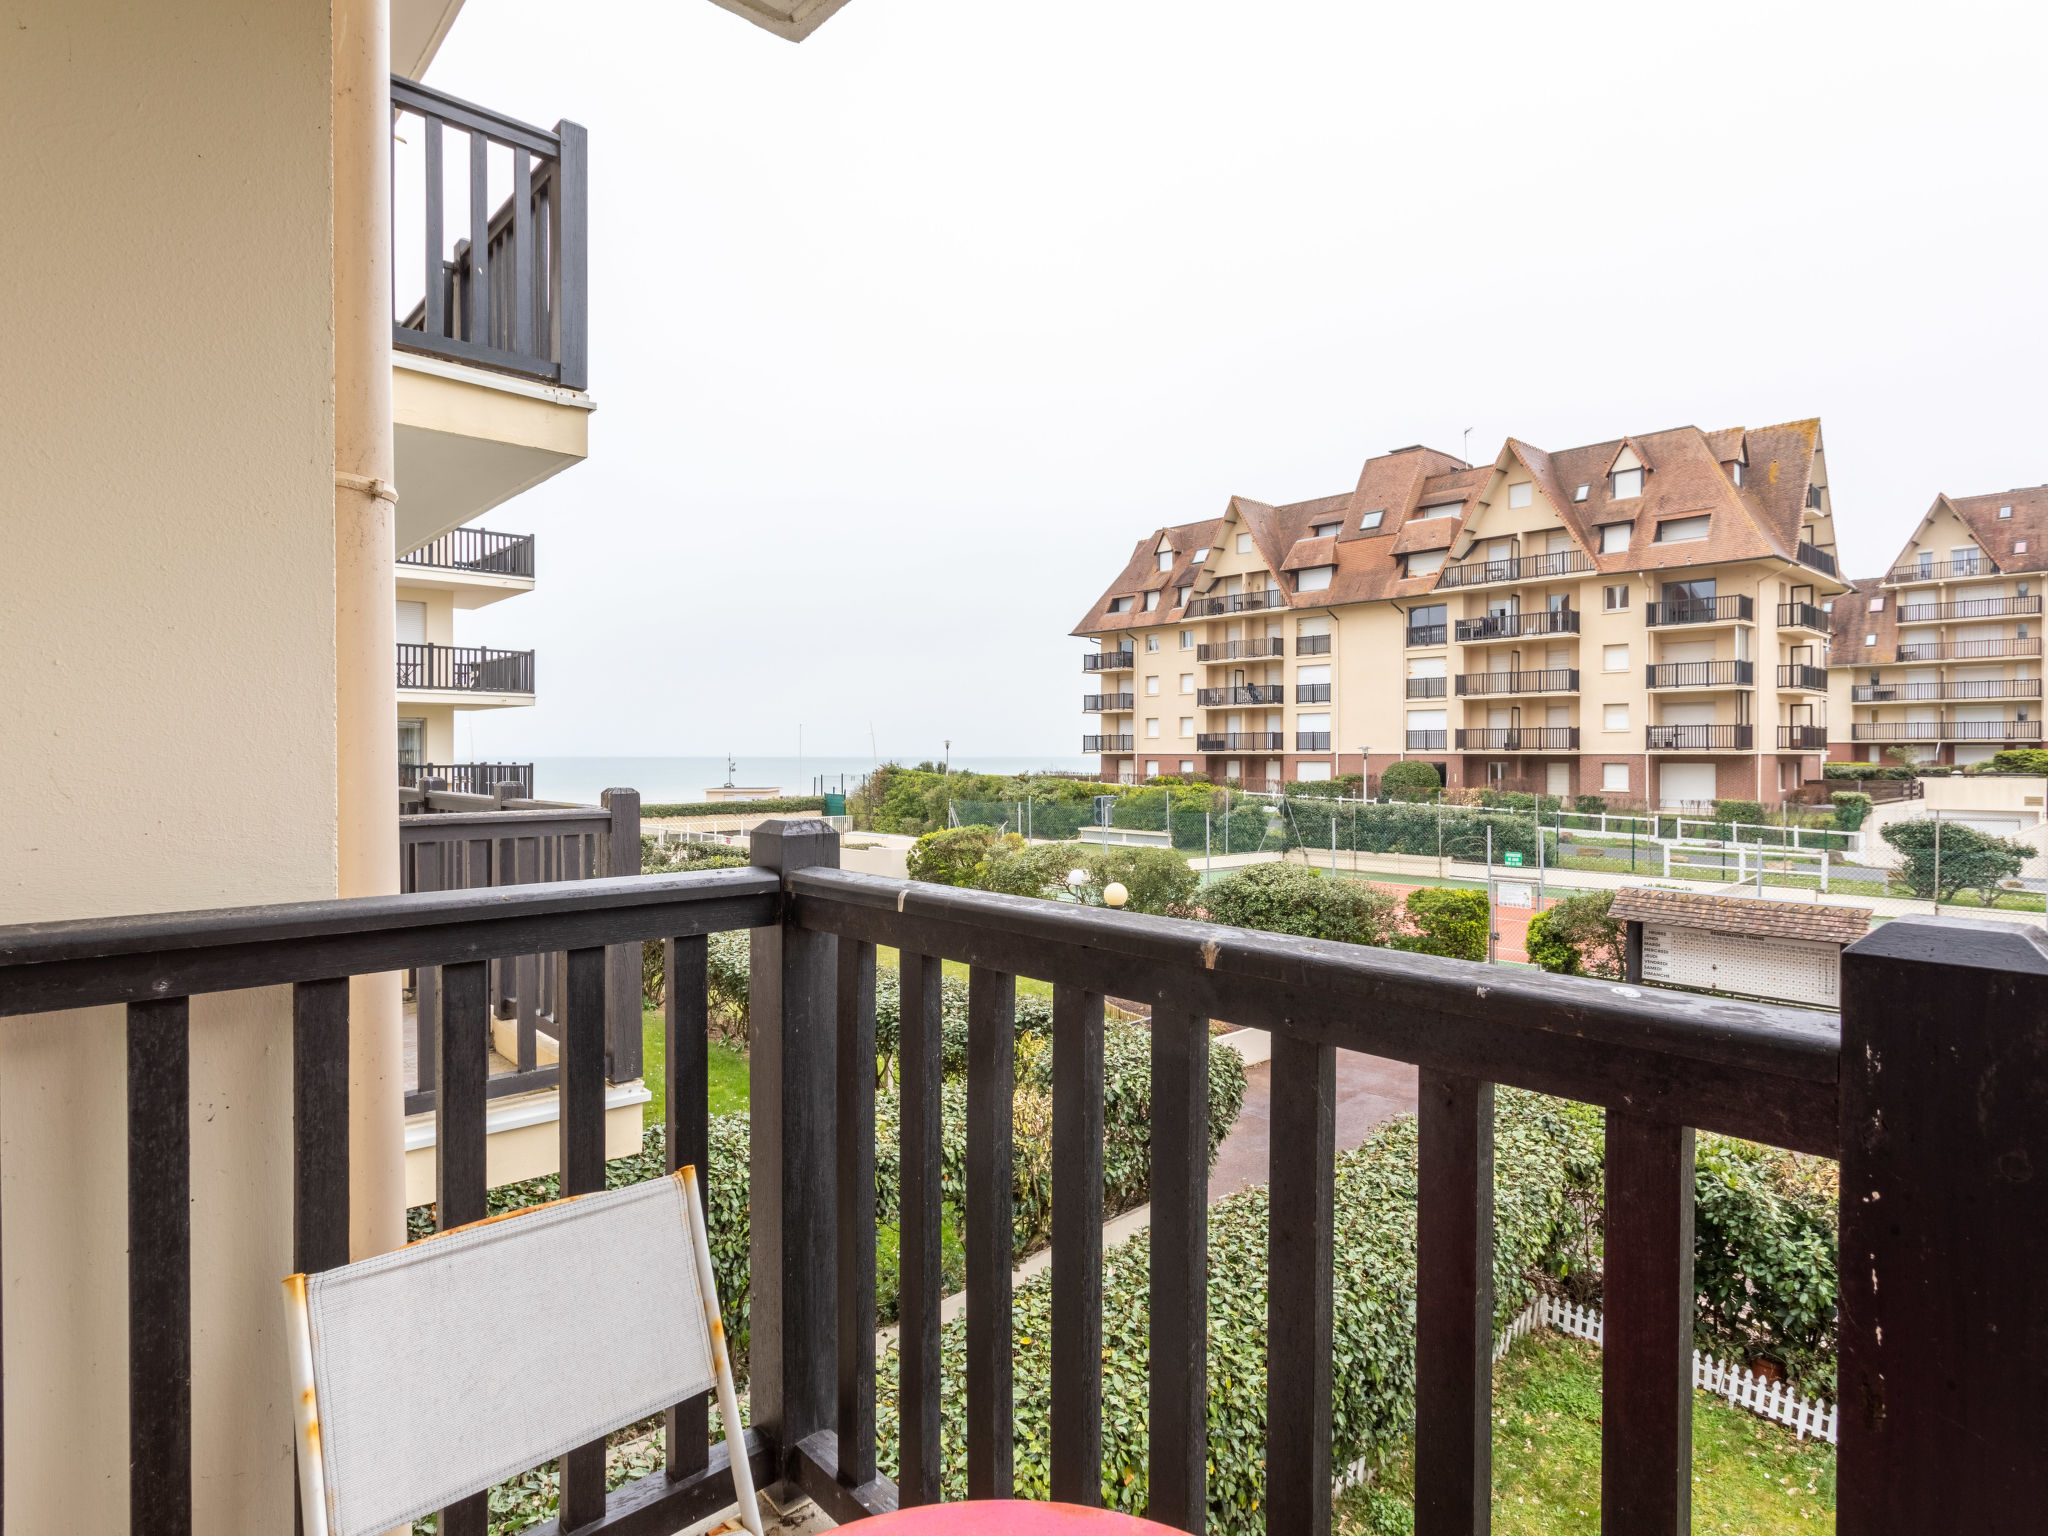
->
[0,821,2043,1535]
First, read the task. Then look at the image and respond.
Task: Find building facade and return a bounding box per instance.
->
[1074,421,1846,808]
[1827,486,2047,765]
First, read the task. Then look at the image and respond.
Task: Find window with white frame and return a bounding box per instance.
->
[1603,703,1629,731]
[1145,718,1160,738]
[1602,762,1629,791]
[1108,596,1133,613]
[1311,522,1341,539]
[1297,564,1335,592]
[1574,484,1590,502]
[1868,596,1883,611]
[1508,482,1533,509]
[1145,675,1160,695]
[1865,633,1876,647]
[1180,760,1195,773]
[1144,591,1160,611]
[1603,643,1630,671]
[1179,629,1194,648]
[1359,509,1386,530]
[1297,761,1333,781]
[1180,673,1193,693]
[1604,584,1630,612]
[1179,717,1194,738]
[1612,467,1644,499]
[1158,550,1174,571]
[1419,502,1461,519]
[1297,664,1331,686]
[1656,514,1711,543]
[1237,533,1254,553]
[1599,523,1631,554]
[1146,633,1160,651]
[2001,505,2014,518]
[1298,713,1331,732]
[1405,549,1446,578]
[1193,547,1208,562]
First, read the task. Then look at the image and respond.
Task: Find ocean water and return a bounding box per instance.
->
[529,755,1092,806]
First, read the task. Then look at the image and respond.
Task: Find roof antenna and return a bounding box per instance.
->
[1462,427,1474,465]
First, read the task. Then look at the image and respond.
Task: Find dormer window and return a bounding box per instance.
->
[1612,468,1643,499]
[1419,501,1461,520]
[1359,510,1386,530]
[1144,591,1160,611]
[1108,596,1134,614]
[1508,482,1533,509]
[1157,549,1174,572]
[1404,549,1446,578]
[1311,521,1341,539]
[1655,514,1710,543]
[1296,564,1334,593]
[1728,461,1744,487]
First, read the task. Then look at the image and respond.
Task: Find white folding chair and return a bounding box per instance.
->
[283,1166,762,1536]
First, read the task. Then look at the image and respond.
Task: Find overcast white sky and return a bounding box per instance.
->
[431,0,2048,762]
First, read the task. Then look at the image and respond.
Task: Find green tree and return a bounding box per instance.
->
[1396,886,1488,960]
[1523,889,1624,977]
[907,825,1002,886]
[1379,760,1441,803]
[1881,819,2030,903]
[1199,861,1398,945]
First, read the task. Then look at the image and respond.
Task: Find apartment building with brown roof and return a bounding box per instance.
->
[1074,420,1847,808]
[1827,486,2048,764]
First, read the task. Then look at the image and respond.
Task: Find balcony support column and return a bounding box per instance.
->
[333,0,405,1260]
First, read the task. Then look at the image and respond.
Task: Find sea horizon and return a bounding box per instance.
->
[524,754,1094,806]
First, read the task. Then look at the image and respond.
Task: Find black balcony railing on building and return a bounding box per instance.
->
[1405,729,1448,750]
[1197,732,1286,751]
[398,527,536,578]
[1296,684,1331,704]
[1296,732,1332,751]
[1434,549,1595,589]
[1644,661,1754,690]
[1645,724,1755,749]
[1795,540,1838,577]
[398,761,535,797]
[1406,624,1449,647]
[1456,669,1578,696]
[1776,602,1829,632]
[1186,589,1286,618]
[1896,639,2042,662]
[1645,595,1754,627]
[1454,727,1579,751]
[1295,634,1332,656]
[1896,596,2042,622]
[1197,685,1285,707]
[391,76,586,389]
[1777,665,1828,691]
[1888,556,1991,584]
[397,643,535,694]
[1851,679,2044,703]
[1082,694,1134,712]
[1851,721,2043,743]
[1406,676,1448,699]
[1082,650,1136,672]
[1196,639,1285,662]
[15,828,2046,1534]
[1453,609,1581,642]
[1777,725,1830,750]
[1083,735,1134,752]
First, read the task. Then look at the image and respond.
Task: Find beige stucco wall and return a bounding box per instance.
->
[0,0,337,1528]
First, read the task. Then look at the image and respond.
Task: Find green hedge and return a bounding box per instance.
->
[641,797,827,818]
[1278,799,1549,862]
[1200,861,1398,945]
[874,1089,1603,1527]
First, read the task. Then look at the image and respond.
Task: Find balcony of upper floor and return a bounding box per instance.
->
[1185,587,1287,617]
[1850,720,2043,743]
[1082,693,1134,713]
[1883,554,1996,587]
[1453,609,1581,643]
[1645,723,1755,750]
[1405,729,1448,750]
[1433,549,1596,590]
[1644,595,1754,628]
[1197,685,1286,708]
[1295,634,1332,656]
[396,642,534,706]
[1893,595,2042,623]
[1795,539,1838,578]
[1196,731,1286,752]
[1776,601,1830,633]
[1894,637,2042,663]
[1406,622,1449,648]
[1196,638,1285,662]
[395,526,535,607]
[1456,668,1578,698]
[1851,678,2044,704]
[1777,725,1829,751]
[388,75,593,557]
[1644,660,1754,691]
[1296,731,1332,751]
[1295,683,1331,704]
[1405,676,1448,699]
[1083,734,1134,753]
[1082,649,1136,673]
[1776,664,1829,692]
[1454,726,1580,751]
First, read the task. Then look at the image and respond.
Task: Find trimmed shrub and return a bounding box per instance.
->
[1396,886,1488,960]
[1200,861,1398,946]
[1523,889,1624,978]
[1711,799,1764,829]
[1571,794,1607,814]
[1828,790,1873,831]
[1047,845,1201,917]
[1379,760,1441,802]
[873,1089,1604,1525]
[641,797,826,818]
[907,825,1005,886]
[1693,1136,1839,1392]
[1990,748,2048,774]
[1881,818,2030,902]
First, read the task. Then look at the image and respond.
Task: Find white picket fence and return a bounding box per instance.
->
[1332,1290,1836,1494]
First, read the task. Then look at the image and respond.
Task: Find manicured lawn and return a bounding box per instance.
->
[1335,1329,1835,1534]
[639,1009,749,1126]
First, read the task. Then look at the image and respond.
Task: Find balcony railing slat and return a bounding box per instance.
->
[558,945,611,1527]
[665,934,712,1482]
[128,995,192,1536]
[1415,1071,1493,1536]
[834,939,878,1490]
[896,951,945,1506]
[436,959,492,1536]
[291,979,352,1276]
[965,965,1017,1499]
[1601,1114,1697,1533]
[422,114,445,339]
[1049,986,1107,1507]
[555,120,589,391]
[1265,1033,1336,1535]
[1148,1007,1210,1532]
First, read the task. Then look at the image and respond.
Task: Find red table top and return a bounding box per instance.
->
[849,1500,1180,1534]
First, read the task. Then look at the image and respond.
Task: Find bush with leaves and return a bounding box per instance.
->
[1523,889,1624,978]
[1881,817,2030,902]
[1378,760,1441,802]
[907,825,1006,886]
[1712,799,1765,829]
[1827,790,1873,831]
[1394,886,1488,960]
[1199,861,1398,946]
[1692,1136,1839,1392]
[1989,747,2048,774]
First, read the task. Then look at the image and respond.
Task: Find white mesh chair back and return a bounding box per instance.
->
[284,1167,760,1536]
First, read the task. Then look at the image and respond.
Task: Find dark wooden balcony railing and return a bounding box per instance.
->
[1082,735,1134,752]
[1456,668,1578,696]
[1196,732,1286,751]
[1454,609,1581,642]
[1197,639,1284,662]
[1644,595,1754,627]
[1851,678,2043,702]
[1795,540,1838,577]
[1887,556,1991,584]
[1777,664,1829,691]
[397,526,536,578]
[1196,685,1285,707]
[1082,650,1136,672]
[1082,693,1134,712]
[1406,676,1448,699]
[397,760,535,797]
[8,824,2043,1535]
[1434,549,1595,589]
[396,642,535,693]
[1295,634,1332,656]
[391,76,586,388]
[1776,601,1829,632]
[1186,588,1287,617]
[1777,725,1830,750]
[1453,727,1579,751]
[1895,596,2042,622]
[1895,638,2042,662]
[1644,660,1754,689]
[1645,723,1754,749]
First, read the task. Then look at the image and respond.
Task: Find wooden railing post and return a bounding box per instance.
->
[1839,915,2048,1532]
[602,787,642,1081]
[748,817,841,1499]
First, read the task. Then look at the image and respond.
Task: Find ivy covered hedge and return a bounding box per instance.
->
[873,1089,1604,1528]
[1277,798,1553,862]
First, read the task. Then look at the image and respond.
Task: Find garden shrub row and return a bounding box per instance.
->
[1275,798,1552,862]
[640,796,826,818]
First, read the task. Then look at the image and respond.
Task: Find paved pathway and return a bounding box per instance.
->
[1207,1049,1419,1202]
